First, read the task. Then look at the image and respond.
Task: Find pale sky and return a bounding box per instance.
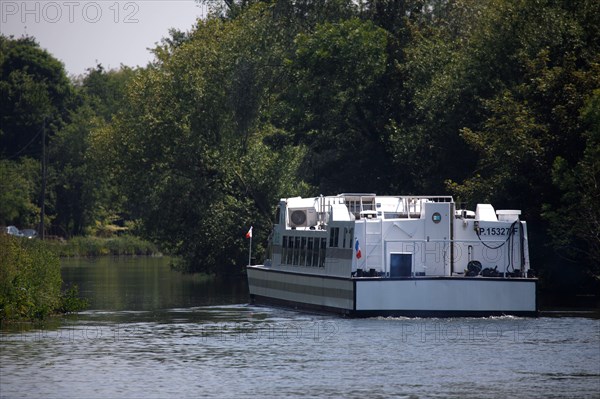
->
[0,0,207,76]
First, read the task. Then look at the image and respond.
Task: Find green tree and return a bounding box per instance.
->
[48,65,136,237]
[103,5,310,273]
[279,18,390,193]
[428,0,600,286]
[49,105,106,236]
[77,64,136,122]
[0,35,76,234]
[0,158,40,227]
[542,90,600,285]
[0,35,73,159]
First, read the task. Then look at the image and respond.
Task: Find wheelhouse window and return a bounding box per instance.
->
[312,238,320,266]
[281,235,326,268]
[282,236,288,264]
[306,237,314,267]
[329,227,339,248]
[287,236,294,264]
[299,237,307,266]
[293,237,301,265]
[342,227,353,248]
[319,238,326,267]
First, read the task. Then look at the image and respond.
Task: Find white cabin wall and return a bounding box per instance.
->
[353,221,365,272]
[269,195,531,279]
[377,203,452,277]
[381,220,426,276]
[422,202,452,276]
[452,218,530,275]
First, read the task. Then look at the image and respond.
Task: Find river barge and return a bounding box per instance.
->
[247,194,537,317]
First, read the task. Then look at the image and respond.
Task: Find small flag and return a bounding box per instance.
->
[355,239,362,259]
[245,226,253,239]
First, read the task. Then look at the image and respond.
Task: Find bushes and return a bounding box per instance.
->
[0,234,64,320]
[48,235,160,257]
[0,233,155,321]
[0,234,89,320]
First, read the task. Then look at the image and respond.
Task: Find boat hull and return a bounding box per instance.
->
[247,266,538,317]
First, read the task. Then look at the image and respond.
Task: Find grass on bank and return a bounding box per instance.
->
[0,234,88,321]
[47,235,160,257]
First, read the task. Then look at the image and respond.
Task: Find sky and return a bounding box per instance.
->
[0,0,207,76]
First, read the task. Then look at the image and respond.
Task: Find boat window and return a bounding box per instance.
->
[312,239,320,267]
[306,238,313,267]
[287,236,294,264]
[329,227,340,248]
[293,237,301,265]
[319,238,327,267]
[299,237,307,266]
[348,228,354,248]
[282,236,288,264]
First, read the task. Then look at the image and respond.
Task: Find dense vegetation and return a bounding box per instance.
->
[47,235,160,257]
[1,0,598,296]
[0,234,87,320]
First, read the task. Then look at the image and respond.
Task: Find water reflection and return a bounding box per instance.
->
[60,257,248,311]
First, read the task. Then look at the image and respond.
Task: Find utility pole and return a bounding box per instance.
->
[40,118,46,240]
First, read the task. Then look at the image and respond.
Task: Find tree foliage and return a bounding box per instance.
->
[0,234,62,319]
[542,90,600,283]
[97,0,600,287]
[0,35,72,159]
[1,35,134,237]
[103,7,310,272]
[0,158,40,226]
[0,234,87,320]
[1,0,598,291]
[281,18,391,192]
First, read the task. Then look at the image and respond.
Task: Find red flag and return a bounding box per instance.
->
[245,226,253,239]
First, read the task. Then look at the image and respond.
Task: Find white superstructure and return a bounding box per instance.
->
[247,194,537,317]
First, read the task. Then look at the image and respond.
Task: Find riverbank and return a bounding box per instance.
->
[46,235,160,257]
[0,234,88,321]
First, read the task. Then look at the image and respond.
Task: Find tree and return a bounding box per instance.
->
[278,18,391,193]
[47,65,137,237]
[0,35,73,159]
[542,90,600,285]
[49,105,107,236]
[429,0,600,288]
[0,35,75,234]
[0,158,40,227]
[77,64,136,122]
[103,5,310,273]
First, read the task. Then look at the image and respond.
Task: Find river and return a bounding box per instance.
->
[1,257,598,398]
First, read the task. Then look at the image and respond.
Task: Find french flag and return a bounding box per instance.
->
[245,226,253,239]
[355,239,362,259]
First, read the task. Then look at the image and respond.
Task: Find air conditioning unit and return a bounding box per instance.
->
[288,207,317,228]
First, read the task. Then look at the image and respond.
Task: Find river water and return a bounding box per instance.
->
[1,257,598,398]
